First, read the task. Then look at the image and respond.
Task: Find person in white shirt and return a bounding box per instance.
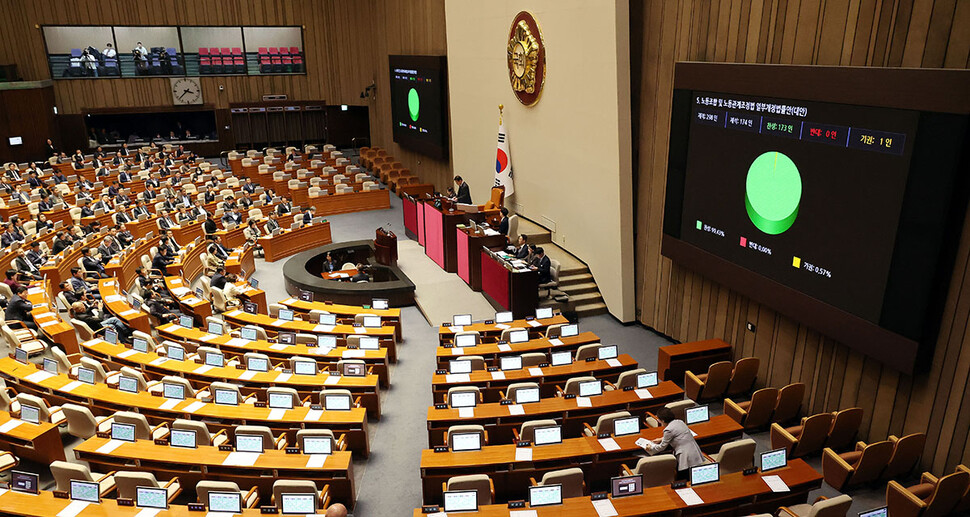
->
[80,49,98,77]
[133,42,149,57]
[102,43,116,59]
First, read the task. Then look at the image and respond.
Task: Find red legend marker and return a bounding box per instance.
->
[739,236,747,247]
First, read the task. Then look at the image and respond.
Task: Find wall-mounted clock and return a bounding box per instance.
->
[171,77,203,105]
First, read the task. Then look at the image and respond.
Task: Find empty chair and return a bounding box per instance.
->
[531,468,585,498]
[645,399,696,427]
[544,324,565,339]
[268,303,284,318]
[453,355,485,371]
[0,379,20,413]
[725,357,759,396]
[265,387,302,407]
[444,475,493,506]
[196,480,259,509]
[887,469,969,517]
[172,419,228,447]
[621,455,678,488]
[296,429,346,452]
[49,347,75,374]
[51,461,116,496]
[271,480,329,510]
[2,324,47,357]
[505,382,540,403]
[822,439,893,491]
[773,382,807,424]
[445,424,486,448]
[684,361,733,402]
[724,387,779,431]
[882,433,927,481]
[0,451,17,473]
[825,407,864,451]
[777,494,853,517]
[561,376,598,396]
[447,386,481,408]
[583,411,632,436]
[771,412,835,458]
[14,393,65,424]
[113,411,170,440]
[520,353,546,367]
[204,381,257,405]
[115,471,181,502]
[514,419,558,443]
[61,403,114,439]
[452,330,480,345]
[151,376,197,398]
[616,368,647,390]
[705,438,757,474]
[574,343,601,361]
[235,425,286,449]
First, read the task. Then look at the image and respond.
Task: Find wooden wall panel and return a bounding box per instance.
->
[0,0,452,189]
[632,0,970,473]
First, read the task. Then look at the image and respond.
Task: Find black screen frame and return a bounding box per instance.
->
[388,54,449,160]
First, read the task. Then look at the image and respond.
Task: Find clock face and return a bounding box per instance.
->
[171,78,203,105]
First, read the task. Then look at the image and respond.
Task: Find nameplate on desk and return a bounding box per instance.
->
[154,438,169,446]
[585,357,597,362]
[52,490,69,499]
[116,498,134,506]
[508,501,526,509]
[564,394,576,400]
[254,401,267,408]
[188,503,205,511]
[421,506,440,514]
[433,446,448,453]
[434,403,447,410]
[435,369,446,375]
[516,441,531,447]
[260,506,279,514]
[218,444,233,451]
[743,467,758,476]
[284,447,300,454]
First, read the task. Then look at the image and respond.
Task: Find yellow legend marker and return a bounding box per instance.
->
[792,256,801,268]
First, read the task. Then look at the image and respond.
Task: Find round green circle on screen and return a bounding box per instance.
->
[745,151,802,235]
[408,88,420,122]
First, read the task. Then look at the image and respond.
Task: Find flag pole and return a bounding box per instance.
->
[499,104,503,125]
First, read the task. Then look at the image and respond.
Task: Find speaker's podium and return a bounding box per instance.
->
[374,228,398,266]
[481,248,538,319]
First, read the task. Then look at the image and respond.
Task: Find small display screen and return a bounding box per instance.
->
[214,389,237,406]
[637,372,659,388]
[278,332,295,345]
[342,363,365,376]
[136,486,169,508]
[858,508,889,517]
[514,387,540,404]
[760,448,788,472]
[454,333,477,348]
[10,471,39,494]
[529,485,563,507]
[451,432,482,452]
[533,425,562,446]
[302,436,332,455]
[132,338,149,352]
[508,330,529,343]
[118,376,139,393]
[169,429,197,448]
[278,309,294,321]
[611,475,643,498]
[495,311,513,323]
[77,367,96,384]
[208,491,242,513]
[247,356,269,372]
[294,361,316,376]
[167,345,185,361]
[112,422,136,442]
[207,321,223,335]
[43,358,59,374]
[685,405,710,425]
[178,315,194,328]
[20,405,40,424]
[560,324,579,337]
[613,416,639,437]
[535,307,553,319]
[500,356,523,371]
[240,327,258,341]
[324,394,352,411]
[235,434,264,453]
[550,351,572,366]
[690,463,720,486]
[318,335,336,348]
[362,315,381,328]
[163,382,185,400]
[449,360,472,374]
[453,314,472,326]
[268,392,294,409]
[281,493,316,515]
[13,348,27,363]
[319,313,337,326]
[372,299,389,310]
[449,391,477,408]
[70,480,100,503]
[205,352,224,367]
[359,337,379,350]
[598,345,618,360]
[103,327,118,344]
[443,490,478,512]
[578,380,603,397]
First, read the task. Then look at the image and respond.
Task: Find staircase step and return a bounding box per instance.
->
[566,291,605,304]
[575,301,609,317]
[561,282,600,295]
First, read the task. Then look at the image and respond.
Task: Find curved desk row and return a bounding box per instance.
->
[437,314,569,345]
[434,331,601,369]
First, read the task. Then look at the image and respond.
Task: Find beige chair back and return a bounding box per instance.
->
[113,411,155,440]
[634,454,678,487]
[694,361,733,400]
[446,474,493,506]
[773,382,806,424]
[506,383,540,403]
[808,494,853,517]
[726,356,760,396]
[883,433,926,480]
[519,419,558,443]
[196,480,243,503]
[14,393,56,422]
[235,425,277,449]
[172,419,216,446]
[574,344,601,361]
[61,403,101,439]
[447,424,486,449]
[115,471,161,499]
[591,411,632,436]
[521,353,546,367]
[539,468,585,498]
[51,461,95,490]
[616,368,647,390]
[563,376,598,396]
[711,438,756,473]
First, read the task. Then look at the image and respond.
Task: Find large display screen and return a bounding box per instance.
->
[663,65,970,373]
[389,55,448,159]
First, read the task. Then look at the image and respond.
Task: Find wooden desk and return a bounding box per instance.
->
[412,458,822,516]
[123,216,159,239]
[75,436,356,508]
[434,332,601,369]
[259,221,333,262]
[104,235,155,288]
[170,220,205,245]
[0,409,65,464]
[437,314,570,344]
[213,225,247,249]
[431,354,638,403]
[224,243,256,278]
[164,276,211,324]
[169,240,205,287]
[278,297,403,341]
[426,381,684,446]
[321,268,358,280]
[220,309,398,362]
[99,279,152,334]
[25,282,79,354]
[308,189,391,216]
[481,249,539,319]
[0,357,371,456]
[657,339,732,383]
[154,324,390,388]
[457,226,507,291]
[419,415,744,504]
[79,338,382,419]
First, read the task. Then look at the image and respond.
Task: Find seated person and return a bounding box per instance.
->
[69,267,101,300]
[143,291,178,324]
[221,273,247,305]
[210,266,228,290]
[69,301,134,343]
[507,234,529,259]
[532,247,552,284]
[5,284,36,330]
[3,269,24,291]
[321,252,338,273]
[207,235,230,264]
[81,248,109,278]
[12,249,43,281]
[152,246,175,276]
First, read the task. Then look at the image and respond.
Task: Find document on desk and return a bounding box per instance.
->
[56,500,90,517]
[509,510,538,517]
[576,396,592,408]
[275,373,292,383]
[634,388,653,399]
[222,451,260,467]
[508,404,525,416]
[95,439,125,454]
[306,454,328,468]
[497,344,512,352]
[33,311,55,319]
[490,371,506,380]
[528,367,543,376]
[184,401,206,414]
[448,326,463,333]
[445,374,470,383]
[24,370,56,383]
[762,475,790,492]
[0,419,23,433]
[193,365,215,374]
[324,376,340,385]
[60,381,84,393]
[495,323,511,330]
[158,399,180,410]
[269,343,288,351]
[117,349,139,358]
[226,338,250,347]
[353,327,367,334]
[198,334,218,342]
[134,509,162,517]
[547,338,563,346]
[606,358,623,368]
[304,409,323,422]
[342,349,364,358]
[268,408,286,420]
[315,346,336,355]
[149,357,168,366]
[458,407,474,418]
[527,320,541,327]
[238,370,258,381]
[225,310,243,318]
[598,437,621,452]
[39,320,60,328]
[592,498,619,517]
[515,447,533,461]
[105,295,124,303]
[675,487,704,505]
[314,324,336,333]
[450,347,464,355]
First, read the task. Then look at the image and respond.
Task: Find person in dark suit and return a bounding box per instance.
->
[13,249,42,281]
[452,176,472,204]
[508,234,529,259]
[151,246,174,275]
[45,138,57,157]
[25,171,42,189]
[210,266,227,290]
[533,247,552,285]
[302,206,316,225]
[51,170,68,184]
[242,177,257,194]
[277,196,293,215]
[207,235,230,262]
[81,248,109,278]
[203,214,219,235]
[5,285,36,330]
[264,212,280,234]
[498,207,510,237]
[68,267,99,299]
[26,242,46,267]
[321,252,338,273]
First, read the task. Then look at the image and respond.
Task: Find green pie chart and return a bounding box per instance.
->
[408,88,420,122]
[745,151,802,235]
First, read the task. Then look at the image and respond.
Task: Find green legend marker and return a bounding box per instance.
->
[408,88,420,122]
[696,220,702,230]
[745,151,802,235]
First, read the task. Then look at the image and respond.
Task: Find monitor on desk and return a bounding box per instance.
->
[243,301,258,314]
[214,388,238,406]
[293,360,316,376]
[132,338,149,353]
[597,345,618,360]
[319,313,337,326]
[449,391,477,409]
[246,356,269,372]
[240,326,258,341]
[136,486,169,509]
[578,380,603,397]
[162,382,185,400]
[20,405,40,424]
[362,315,381,328]
[208,491,242,514]
[278,332,295,345]
[298,290,313,302]
[318,335,336,348]
[452,314,472,326]
[372,298,389,310]
[13,348,27,363]
[249,278,259,289]
[43,358,59,374]
[528,484,563,507]
[204,351,224,367]
[533,425,562,446]
[324,393,352,411]
[195,287,204,298]
[685,405,710,425]
[77,366,96,385]
[500,355,522,371]
[207,321,223,335]
[169,429,197,448]
[342,363,365,377]
[70,479,100,503]
[268,392,294,409]
[859,508,888,517]
[508,329,529,343]
[167,345,185,361]
[278,308,295,321]
[359,336,380,350]
[301,435,332,455]
[560,324,579,337]
[10,471,39,495]
[103,327,118,344]
[535,307,554,319]
[611,475,643,498]
[451,432,482,452]
[690,463,719,486]
[449,359,472,374]
[281,493,317,515]
[514,387,540,404]
[443,490,478,513]
[454,333,477,348]
[235,434,264,453]
[613,416,640,437]
[550,351,572,366]
[118,375,139,394]
[495,311,513,323]
[178,315,194,328]
[760,448,788,472]
[637,371,659,388]
[132,298,142,311]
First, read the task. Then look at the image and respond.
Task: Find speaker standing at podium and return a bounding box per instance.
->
[452,176,472,204]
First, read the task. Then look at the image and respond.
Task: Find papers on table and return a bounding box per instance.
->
[548,338,563,346]
[527,320,541,327]
[448,325,463,333]
[762,475,790,492]
[509,510,538,517]
[226,338,250,347]
[24,370,56,383]
[508,404,525,416]
[576,396,592,408]
[528,367,543,376]
[60,381,84,393]
[56,500,90,517]
[606,358,623,368]
[445,374,470,383]
[495,323,511,330]
[269,343,288,351]
[271,319,288,327]
[226,310,242,317]
[0,419,23,433]
[458,407,474,418]
[306,454,328,468]
[341,349,364,358]
[598,437,620,451]
[193,365,215,374]
[158,399,180,410]
[353,327,367,334]
[198,334,218,342]
[690,429,698,437]
[238,370,258,381]
[104,295,124,303]
[39,320,60,328]
[134,509,162,517]
[184,401,206,413]
[634,388,653,399]
[222,451,260,467]
[95,439,125,454]
[490,371,506,380]
[450,348,464,356]
[675,487,704,505]
[275,373,292,383]
[304,409,323,422]
[117,349,139,358]
[592,498,619,517]
[515,447,533,462]
[149,357,168,366]
[267,408,286,420]
[33,311,55,319]
[635,437,652,450]
[170,287,190,296]
[324,376,340,386]
[497,344,512,352]
[484,228,500,236]
[314,324,335,333]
